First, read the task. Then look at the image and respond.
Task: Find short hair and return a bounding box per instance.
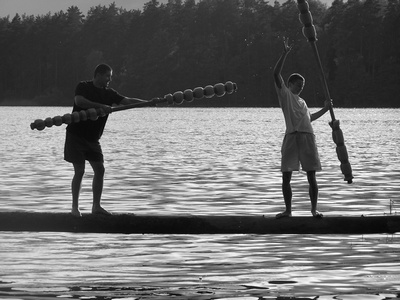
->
[288,73,305,85]
[94,63,112,77]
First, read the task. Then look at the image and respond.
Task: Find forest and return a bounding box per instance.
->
[0,0,399,107]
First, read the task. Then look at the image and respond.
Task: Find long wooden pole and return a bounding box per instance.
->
[30,81,237,131]
[297,0,353,183]
[309,42,336,121]
[110,97,166,112]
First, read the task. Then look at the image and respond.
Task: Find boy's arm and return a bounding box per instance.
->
[273,53,287,89]
[310,100,333,121]
[273,37,293,89]
[120,97,148,105]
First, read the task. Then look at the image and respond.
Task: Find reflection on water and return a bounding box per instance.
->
[0,107,400,299]
[1,232,399,299]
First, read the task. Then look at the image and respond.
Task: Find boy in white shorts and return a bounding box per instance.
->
[273,37,332,218]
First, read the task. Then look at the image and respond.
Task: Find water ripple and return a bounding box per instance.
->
[0,107,400,298]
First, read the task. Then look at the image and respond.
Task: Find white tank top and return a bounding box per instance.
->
[275,83,314,135]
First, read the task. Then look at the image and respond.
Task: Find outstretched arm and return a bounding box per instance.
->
[120,97,148,105]
[273,37,293,89]
[74,95,112,114]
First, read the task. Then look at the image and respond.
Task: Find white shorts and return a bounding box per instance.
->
[281,132,321,172]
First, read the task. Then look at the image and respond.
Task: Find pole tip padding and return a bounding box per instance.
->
[31,119,46,130]
[225,81,236,94]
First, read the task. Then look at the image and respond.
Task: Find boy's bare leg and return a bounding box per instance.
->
[307,171,323,218]
[276,171,293,218]
[71,163,85,217]
[89,161,111,215]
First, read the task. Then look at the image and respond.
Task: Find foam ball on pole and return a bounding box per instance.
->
[34,119,46,131]
[330,119,340,130]
[62,114,72,125]
[341,162,353,179]
[71,112,80,123]
[193,87,204,99]
[79,110,87,122]
[225,81,234,94]
[53,116,63,126]
[173,91,184,104]
[302,25,317,41]
[297,0,309,13]
[183,89,194,102]
[87,108,98,121]
[299,11,313,26]
[336,145,349,161]
[165,93,174,105]
[332,128,344,145]
[214,83,226,97]
[44,117,53,127]
[204,85,215,98]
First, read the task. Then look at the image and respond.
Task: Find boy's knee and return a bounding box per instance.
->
[91,162,105,177]
[282,172,292,183]
[97,166,105,177]
[73,163,85,177]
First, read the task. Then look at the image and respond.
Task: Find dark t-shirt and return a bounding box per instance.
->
[66,81,124,141]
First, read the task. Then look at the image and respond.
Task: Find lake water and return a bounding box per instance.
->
[0,106,399,299]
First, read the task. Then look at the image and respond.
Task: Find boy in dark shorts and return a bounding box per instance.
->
[273,37,332,218]
[65,63,151,217]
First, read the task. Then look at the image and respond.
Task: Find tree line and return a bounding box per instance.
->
[0,0,399,107]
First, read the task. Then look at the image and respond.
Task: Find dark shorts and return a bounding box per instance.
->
[281,132,321,172]
[64,131,104,163]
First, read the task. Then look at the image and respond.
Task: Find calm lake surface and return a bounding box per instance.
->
[0,106,399,299]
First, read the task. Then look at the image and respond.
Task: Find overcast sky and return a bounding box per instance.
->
[0,0,167,18]
[0,0,333,18]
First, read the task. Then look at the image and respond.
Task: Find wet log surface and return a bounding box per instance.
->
[1,212,400,234]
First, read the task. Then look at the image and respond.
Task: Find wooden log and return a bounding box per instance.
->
[0,212,399,234]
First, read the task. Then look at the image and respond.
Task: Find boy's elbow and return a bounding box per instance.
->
[74,96,89,108]
[74,96,83,105]
[273,74,282,89]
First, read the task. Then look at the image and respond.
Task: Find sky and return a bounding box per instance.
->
[0,0,333,18]
[0,0,168,18]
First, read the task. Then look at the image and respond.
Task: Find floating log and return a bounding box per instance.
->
[0,212,399,234]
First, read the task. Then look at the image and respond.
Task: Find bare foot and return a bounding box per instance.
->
[71,207,82,217]
[92,206,112,216]
[312,210,323,218]
[275,211,292,219]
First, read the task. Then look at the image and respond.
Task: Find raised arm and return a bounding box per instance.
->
[273,37,293,89]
